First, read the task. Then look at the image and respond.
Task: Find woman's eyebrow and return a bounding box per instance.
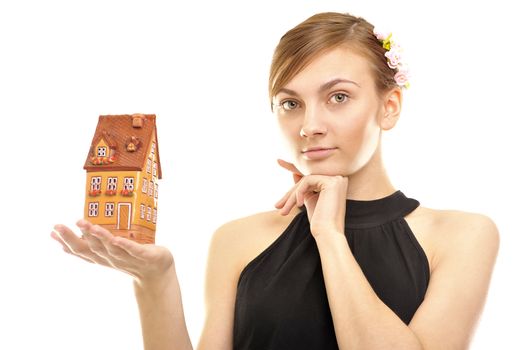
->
[276,87,298,97]
[276,78,360,97]
[319,78,361,92]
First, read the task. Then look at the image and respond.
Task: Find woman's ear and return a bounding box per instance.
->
[379,87,402,131]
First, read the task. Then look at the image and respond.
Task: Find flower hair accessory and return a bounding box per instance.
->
[373,28,410,89]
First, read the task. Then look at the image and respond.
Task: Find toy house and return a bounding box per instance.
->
[83,114,162,244]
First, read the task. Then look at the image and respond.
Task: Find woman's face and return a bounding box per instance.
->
[273,47,391,177]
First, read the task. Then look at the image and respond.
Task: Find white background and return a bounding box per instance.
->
[1,0,524,349]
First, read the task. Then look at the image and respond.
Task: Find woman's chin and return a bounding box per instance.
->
[301,164,351,177]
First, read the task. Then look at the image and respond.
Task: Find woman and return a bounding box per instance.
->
[51,12,499,350]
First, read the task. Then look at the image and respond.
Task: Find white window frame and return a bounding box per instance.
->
[88,202,99,217]
[107,177,117,191]
[148,181,153,197]
[153,208,157,224]
[142,178,148,193]
[140,204,145,219]
[105,202,115,217]
[124,177,134,191]
[152,162,157,177]
[146,159,152,174]
[90,176,102,191]
[154,183,158,199]
[150,142,156,158]
[147,206,152,221]
[97,146,107,157]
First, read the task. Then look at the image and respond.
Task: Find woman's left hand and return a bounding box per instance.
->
[274,159,349,238]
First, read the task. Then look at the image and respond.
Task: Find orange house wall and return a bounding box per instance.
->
[84,170,141,227]
[83,132,159,235]
[137,133,159,231]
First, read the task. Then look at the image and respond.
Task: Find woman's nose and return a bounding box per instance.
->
[300,106,327,137]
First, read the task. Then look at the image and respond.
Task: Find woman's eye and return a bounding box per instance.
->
[329,93,349,104]
[281,100,299,111]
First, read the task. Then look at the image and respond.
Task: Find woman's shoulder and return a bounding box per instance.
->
[209,207,303,273]
[411,205,496,228]
[416,206,498,237]
[411,206,500,267]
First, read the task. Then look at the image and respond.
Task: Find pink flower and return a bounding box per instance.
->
[373,27,390,41]
[385,49,402,69]
[394,69,410,88]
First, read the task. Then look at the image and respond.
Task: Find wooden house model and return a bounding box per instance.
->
[83,114,161,244]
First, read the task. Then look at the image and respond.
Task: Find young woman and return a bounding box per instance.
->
[51,12,499,350]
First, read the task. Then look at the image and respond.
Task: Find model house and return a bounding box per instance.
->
[83,114,161,244]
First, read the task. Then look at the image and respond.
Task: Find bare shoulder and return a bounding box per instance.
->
[210,207,303,274]
[406,205,500,270]
[198,208,302,349]
[408,207,500,348]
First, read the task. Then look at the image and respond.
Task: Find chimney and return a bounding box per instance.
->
[132,114,146,128]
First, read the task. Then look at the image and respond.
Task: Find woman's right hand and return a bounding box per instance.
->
[52,221,193,350]
[51,220,174,284]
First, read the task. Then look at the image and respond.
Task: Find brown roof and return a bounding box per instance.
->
[83,114,162,179]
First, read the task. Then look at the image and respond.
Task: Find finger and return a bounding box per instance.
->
[277,159,303,184]
[74,221,123,266]
[52,226,99,264]
[277,158,302,174]
[111,236,149,261]
[82,229,112,260]
[51,230,81,256]
[279,180,305,215]
[275,183,299,209]
[78,221,146,266]
[295,178,317,207]
[53,224,91,256]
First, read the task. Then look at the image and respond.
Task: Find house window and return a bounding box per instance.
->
[88,202,99,217]
[148,181,153,197]
[97,147,107,157]
[124,177,134,191]
[150,142,156,158]
[154,183,158,199]
[153,209,157,223]
[90,176,102,191]
[105,203,115,217]
[142,179,148,193]
[146,159,152,173]
[107,177,117,191]
[140,204,145,219]
[153,162,157,177]
[147,206,152,221]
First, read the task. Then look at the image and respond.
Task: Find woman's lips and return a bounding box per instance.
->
[301,147,337,160]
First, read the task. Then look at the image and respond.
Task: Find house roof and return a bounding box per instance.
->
[83,114,163,179]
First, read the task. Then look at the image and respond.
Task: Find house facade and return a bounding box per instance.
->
[83,114,161,244]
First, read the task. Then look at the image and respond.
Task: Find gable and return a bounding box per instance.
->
[83,114,162,178]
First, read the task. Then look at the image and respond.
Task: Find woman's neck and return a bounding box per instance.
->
[345,145,396,200]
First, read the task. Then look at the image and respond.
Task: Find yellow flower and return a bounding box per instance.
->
[382,33,392,50]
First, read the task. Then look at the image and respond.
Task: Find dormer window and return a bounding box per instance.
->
[97,147,107,157]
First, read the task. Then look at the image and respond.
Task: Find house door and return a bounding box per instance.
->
[117,203,131,230]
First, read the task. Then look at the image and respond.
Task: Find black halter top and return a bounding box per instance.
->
[233,190,429,350]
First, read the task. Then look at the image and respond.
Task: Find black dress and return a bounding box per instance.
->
[233,190,429,350]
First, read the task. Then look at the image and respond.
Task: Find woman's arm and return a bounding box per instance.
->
[314,212,499,350]
[315,232,423,349]
[134,262,192,350]
[275,161,499,350]
[52,220,193,350]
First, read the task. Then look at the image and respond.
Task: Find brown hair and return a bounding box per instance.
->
[269,12,399,105]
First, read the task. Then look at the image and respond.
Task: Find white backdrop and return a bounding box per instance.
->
[1,0,524,349]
